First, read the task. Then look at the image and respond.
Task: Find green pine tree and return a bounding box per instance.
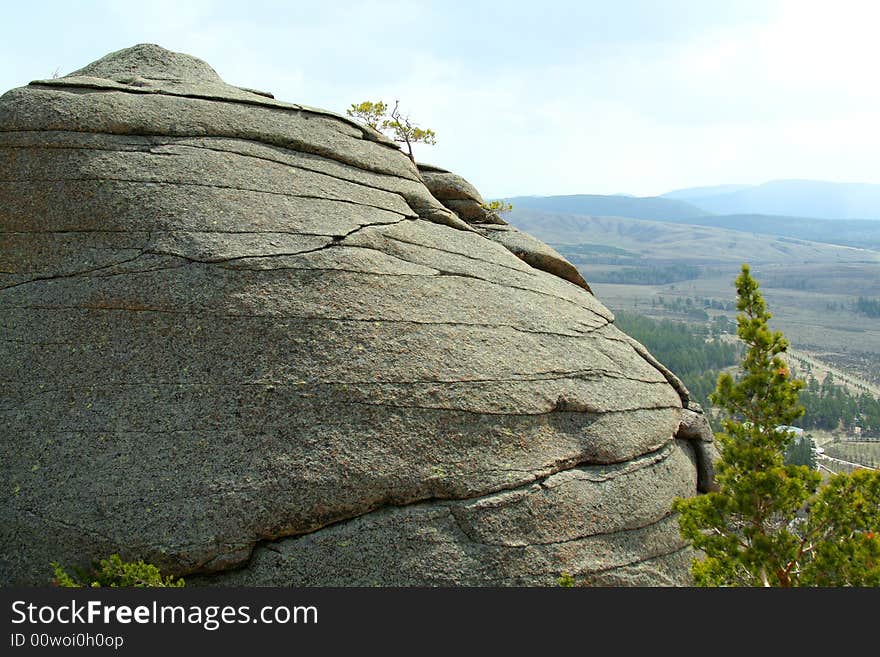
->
[783,435,817,470]
[346,100,436,163]
[673,264,880,586]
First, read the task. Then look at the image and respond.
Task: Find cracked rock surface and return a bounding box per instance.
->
[0,44,712,586]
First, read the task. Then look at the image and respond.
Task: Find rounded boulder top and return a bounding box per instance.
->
[0,44,715,586]
[69,43,225,84]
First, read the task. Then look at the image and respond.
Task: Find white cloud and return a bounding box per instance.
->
[4,0,880,196]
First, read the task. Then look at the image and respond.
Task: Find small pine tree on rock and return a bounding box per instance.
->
[346,100,436,163]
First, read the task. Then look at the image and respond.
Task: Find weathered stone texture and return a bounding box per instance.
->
[0,44,712,586]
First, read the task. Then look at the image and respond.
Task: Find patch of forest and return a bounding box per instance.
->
[797,372,880,434]
[613,311,739,409]
[856,297,880,318]
[615,311,880,435]
[587,264,701,285]
[652,295,737,322]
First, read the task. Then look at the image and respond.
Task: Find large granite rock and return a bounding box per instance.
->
[0,44,714,586]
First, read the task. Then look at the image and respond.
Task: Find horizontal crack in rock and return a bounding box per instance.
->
[0,252,148,291]
[0,304,612,340]
[204,440,679,577]
[0,176,416,218]
[6,89,415,180]
[447,507,680,549]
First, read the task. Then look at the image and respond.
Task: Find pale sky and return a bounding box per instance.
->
[2,0,879,198]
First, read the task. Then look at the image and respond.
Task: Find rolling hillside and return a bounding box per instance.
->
[498,190,880,250]
[504,207,880,373]
[502,194,708,221]
[506,209,880,265]
[656,214,880,250]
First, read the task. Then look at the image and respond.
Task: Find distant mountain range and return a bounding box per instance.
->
[661,184,751,200]
[503,194,707,222]
[507,180,880,222]
[662,180,880,221]
[502,180,880,250]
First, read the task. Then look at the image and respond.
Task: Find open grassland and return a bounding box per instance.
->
[510,210,880,266]
[589,274,880,364]
[786,350,880,396]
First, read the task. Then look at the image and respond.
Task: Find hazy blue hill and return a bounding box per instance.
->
[670,180,880,220]
[499,187,880,249]
[662,184,751,200]
[503,194,709,221]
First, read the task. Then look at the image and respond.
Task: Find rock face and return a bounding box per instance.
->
[417,163,593,293]
[418,163,505,224]
[0,44,715,586]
